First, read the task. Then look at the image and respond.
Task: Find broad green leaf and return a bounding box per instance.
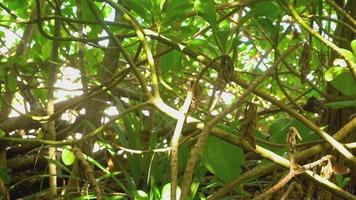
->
[80,0,100,21]
[0,167,12,184]
[7,75,18,92]
[340,48,355,63]
[134,190,148,200]
[336,175,351,189]
[8,55,26,66]
[325,100,356,109]
[194,0,217,31]
[203,136,244,182]
[244,1,280,23]
[269,118,318,142]
[161,50,182,74]
[161,183,181,200]
[351,39,356,56]
[41,42,52,61]
[215,30,233,53]
[330,72,356,96]
[5,0,29,18]
[122,0,151,22]
[0,129,5,138]
[61,148,76,166]
[324,66,347,81]
[159,0,167,10]
[296,0,321,7]
[256,18,276,40]
[163,0,193,26]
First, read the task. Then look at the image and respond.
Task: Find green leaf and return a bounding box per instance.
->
[244,1,280,23]
[296,0,321,7]
[0,129,5,138]
[160,50,182,74]
[256,18,276,40]
[41,42,52,60]
[336,175,351,189]
[122,0,151,22]
[214,30,233,54]
[351,39,356,56]
[325,100,356,109]
[0,69,4,81]
[203,136,244,182]
[0,167,12,184]
[7,74,18,92]
[161,183,181,200]
[133,190,148,200]
[194,0,217,31]
[268,118,318,153]
[324,66,347,81]
[80,0,100,21]
[8,55,26,66]
[340,48,355,63]
[61,148,76,166]
[330,72,356,96]
[163,0,193,26]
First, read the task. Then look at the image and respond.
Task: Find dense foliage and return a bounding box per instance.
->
[0,0,355,199]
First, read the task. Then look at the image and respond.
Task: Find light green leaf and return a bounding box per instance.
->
[41,42,52,60]
[161,183,181,200]
[0,129,5,138]
[61,148,76,166]
[324,66,347,81]
[203,136,244,182]
[340,48,355,63]
[351,39,356,56]
[134,190,148,200]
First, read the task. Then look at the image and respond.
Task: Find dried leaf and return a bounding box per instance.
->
[220,54,235,84]
[299,43,312,83]
[240,103,258,149]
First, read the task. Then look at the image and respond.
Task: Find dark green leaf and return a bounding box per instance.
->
[325,99,356,109]
[0,167,12,184]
